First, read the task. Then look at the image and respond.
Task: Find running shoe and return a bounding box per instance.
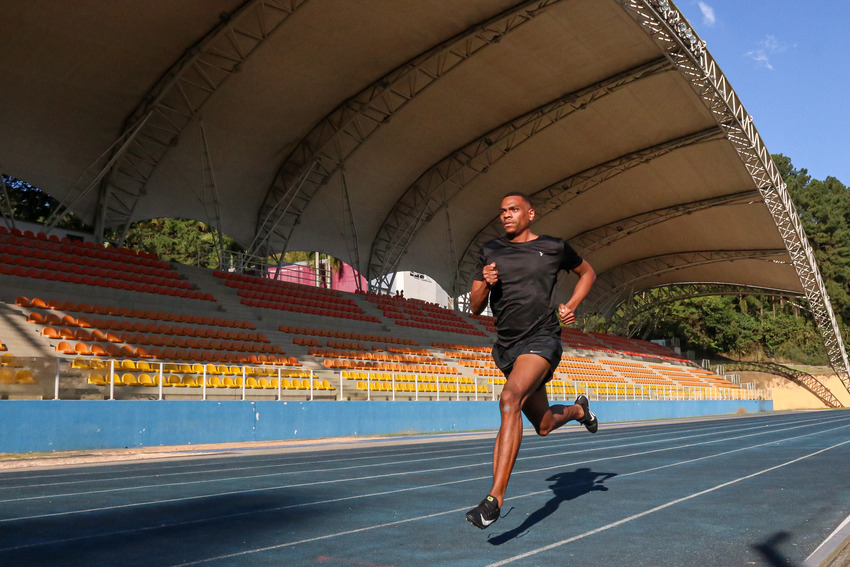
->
[574,394,598,433]
[466,495,500,529]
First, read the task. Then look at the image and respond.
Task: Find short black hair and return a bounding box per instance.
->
[502,191,532,207]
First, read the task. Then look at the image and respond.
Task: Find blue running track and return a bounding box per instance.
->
[1,410,849,566]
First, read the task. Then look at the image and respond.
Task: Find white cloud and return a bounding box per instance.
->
[697,1,716,26]
[745,49,773,70]
[760,36,781,52]
[745,35,787,70]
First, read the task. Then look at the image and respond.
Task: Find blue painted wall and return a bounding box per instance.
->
[0,399,772,454]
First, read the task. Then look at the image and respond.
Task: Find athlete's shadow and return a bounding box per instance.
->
[488,467,617,545]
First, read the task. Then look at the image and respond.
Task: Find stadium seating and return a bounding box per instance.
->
[215,270,381,323]
[20,298,289,366]
[0,231,213,300]
[0,227,751,402]
[364,293,488,336]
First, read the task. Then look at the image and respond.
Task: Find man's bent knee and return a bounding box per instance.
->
[499,389,522,415]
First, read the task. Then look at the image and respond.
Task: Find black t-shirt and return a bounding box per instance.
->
[475,235,583,347]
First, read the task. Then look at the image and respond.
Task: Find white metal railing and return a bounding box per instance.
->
[1,355,771,402]
[333,370,770,402]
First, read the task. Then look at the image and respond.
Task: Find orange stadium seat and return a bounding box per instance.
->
[41,327,59,339]
[27,312,44,324]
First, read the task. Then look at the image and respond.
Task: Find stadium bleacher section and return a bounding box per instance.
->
[0,227,212,300]
[0,229,763,403]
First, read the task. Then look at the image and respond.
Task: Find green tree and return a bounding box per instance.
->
[1,175,90,231]
[281,250,342,272]
[122,218,240,269]
[781,159,850,325]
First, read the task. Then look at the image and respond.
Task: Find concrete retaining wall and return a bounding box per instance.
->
[0,399,773,453]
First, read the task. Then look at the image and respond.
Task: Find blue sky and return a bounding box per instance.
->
[677,1,850,185]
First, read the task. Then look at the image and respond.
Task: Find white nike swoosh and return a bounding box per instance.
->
[480,515,495,526]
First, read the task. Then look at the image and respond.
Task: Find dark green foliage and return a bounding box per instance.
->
[122,218,240,269]
[648,295,828,365]
[1,175,90,231]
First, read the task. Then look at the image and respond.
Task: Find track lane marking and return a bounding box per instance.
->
[0,410,803,486]
[2,419,848,556]
[1,413,840,505]
[165,431,850,566]
[487,437,850,566]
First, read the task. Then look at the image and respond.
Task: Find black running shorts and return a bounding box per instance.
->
[492,329,562,384]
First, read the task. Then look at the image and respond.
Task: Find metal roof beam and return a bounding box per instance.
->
[618,0,850,388]
[588,248,789,316]
[452,126,722,299]
[369,56,674,293]
[43,0,305,242]
[568,189,761,255]
[249,0,564,258]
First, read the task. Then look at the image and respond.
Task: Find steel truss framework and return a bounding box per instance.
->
[617,0,850,389]
[451,127,729,297]
[370,57,674,294]
[249,0,564,258]
[723,361,841,409]
[567,190,759,256]
[589,249,790,315]
[33,0,847,390]
[45,0,306,243]
[199,122,226,268]
[606,283,806,337]
[0,174,16,231]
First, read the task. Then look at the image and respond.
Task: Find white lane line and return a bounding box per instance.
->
[3,420,848,555]
[1,413,838,505]
[0,410,805,487]
[803,512,850,567]
[0,416,756,490]
[1,413,844,520]
[165,434,850,566]
[486,437,850,566]
[0,442,496,488]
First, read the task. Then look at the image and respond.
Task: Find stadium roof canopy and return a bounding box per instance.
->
[1,1,847,380]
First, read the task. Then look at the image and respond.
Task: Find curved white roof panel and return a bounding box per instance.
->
[0,0,823,312]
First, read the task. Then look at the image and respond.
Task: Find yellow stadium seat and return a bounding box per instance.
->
[138,373,156,387]
[0,368,16,383]
[87,373,107,386]
[182,375,200,387]
[121,373,139,386]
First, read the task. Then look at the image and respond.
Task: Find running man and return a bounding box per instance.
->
[465,191,598,529]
